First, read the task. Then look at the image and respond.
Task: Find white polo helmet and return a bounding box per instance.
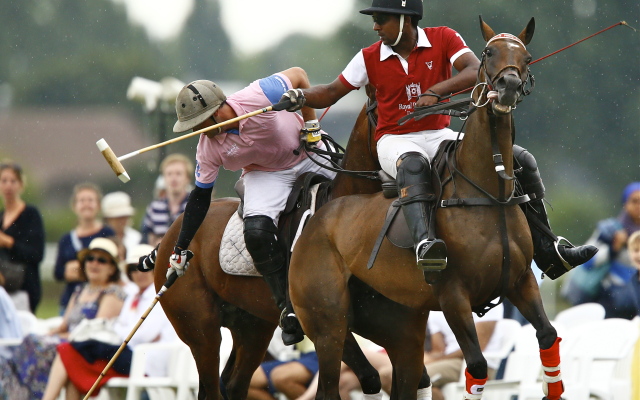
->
[173,80,226,133]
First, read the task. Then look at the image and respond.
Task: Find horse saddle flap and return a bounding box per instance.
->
[385,202,413,249]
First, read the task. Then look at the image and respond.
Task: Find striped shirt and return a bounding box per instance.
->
[141,195,189,240]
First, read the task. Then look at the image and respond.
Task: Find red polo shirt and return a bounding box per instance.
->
[339,26,471,142]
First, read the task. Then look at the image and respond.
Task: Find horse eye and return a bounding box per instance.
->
[485,49,493,57]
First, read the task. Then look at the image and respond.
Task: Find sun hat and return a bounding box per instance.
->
[126,244,155,265]
[78,237,119,265]
[102,191,135,218]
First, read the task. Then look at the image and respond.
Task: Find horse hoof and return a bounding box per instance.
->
[423,271,441,284]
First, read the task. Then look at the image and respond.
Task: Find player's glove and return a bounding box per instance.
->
[279,89,306,112]
[137,246,158,272]
[167,246,194,278]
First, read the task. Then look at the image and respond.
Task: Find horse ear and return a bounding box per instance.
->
[479,15,495,42]
[518,17,535,45]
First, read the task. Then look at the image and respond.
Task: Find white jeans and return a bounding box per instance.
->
[243,155,336,223]
[377,128,462,178]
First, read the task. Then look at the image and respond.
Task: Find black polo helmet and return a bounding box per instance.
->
[360,0,423,21]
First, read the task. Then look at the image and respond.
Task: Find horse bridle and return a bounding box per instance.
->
[476,39,536,105]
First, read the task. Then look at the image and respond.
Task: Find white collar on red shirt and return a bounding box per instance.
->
[379,27,431,61]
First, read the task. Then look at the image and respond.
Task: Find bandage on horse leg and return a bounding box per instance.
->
[540,337,564,400]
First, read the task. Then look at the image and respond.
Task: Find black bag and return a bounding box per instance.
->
[0,250,26,293]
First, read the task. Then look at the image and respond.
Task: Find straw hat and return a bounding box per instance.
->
[77,237,119,265]
[102,191,135,218]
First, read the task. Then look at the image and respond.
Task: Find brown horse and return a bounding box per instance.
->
[289,17,563,400]
[152,89,384,399]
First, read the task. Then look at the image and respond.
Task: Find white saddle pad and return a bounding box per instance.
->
[219,212,261,277]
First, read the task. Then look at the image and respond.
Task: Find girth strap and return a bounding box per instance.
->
[441,194,529,208]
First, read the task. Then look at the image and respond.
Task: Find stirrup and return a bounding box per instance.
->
[553,236,574,269]
[416,239,447,271]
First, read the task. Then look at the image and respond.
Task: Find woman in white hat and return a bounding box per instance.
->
[0,237,126,400]
[102,191,142,258]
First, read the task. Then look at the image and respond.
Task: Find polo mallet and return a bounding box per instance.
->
[97,98,294,182]
[82,272,179,400]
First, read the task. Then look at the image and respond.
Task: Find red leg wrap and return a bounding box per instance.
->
[464,369,488,396]
[540,337,563,400]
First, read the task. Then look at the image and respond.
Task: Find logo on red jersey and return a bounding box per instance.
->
[425,61,433,70]
[405,82,422,101]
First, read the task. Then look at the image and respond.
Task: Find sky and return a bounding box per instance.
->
[119,0,357,55]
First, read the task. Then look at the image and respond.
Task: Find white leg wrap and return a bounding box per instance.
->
[463,393,483,400]
[417,384,432,400]
[541,364,563,396]
[363,393,383,400]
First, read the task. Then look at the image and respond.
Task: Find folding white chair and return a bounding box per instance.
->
[553,303,606,329]
[516,318,639,400]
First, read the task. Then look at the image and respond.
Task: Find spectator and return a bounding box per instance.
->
[0,271,22,358]
[102,191,142,259]
[42,243,178,400]
[0,161,45,313]
[141,154,193,246]
[54,182,115,312]
[248,331,318,400]
[336,304,504,400]
[626,231,640,316]
[0,237,125,399]
[563,182,640,319]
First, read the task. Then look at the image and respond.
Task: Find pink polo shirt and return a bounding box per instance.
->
[194,74,307,188]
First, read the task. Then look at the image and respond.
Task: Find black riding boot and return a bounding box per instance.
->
[514,146,598,278]
[244,216,304,345]
[396,152,447,271]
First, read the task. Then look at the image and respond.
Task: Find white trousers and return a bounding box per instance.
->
[377,128,462,178]
[243,155,336,224]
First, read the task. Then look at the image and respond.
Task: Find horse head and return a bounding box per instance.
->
[477,16,535,115]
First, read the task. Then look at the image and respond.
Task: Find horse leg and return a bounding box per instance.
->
[440,296,488,399]
[507,271,562,400]
[347,278,427,400]
[222,305,277,400]
[342,332,381,396]
[292,252,350,400]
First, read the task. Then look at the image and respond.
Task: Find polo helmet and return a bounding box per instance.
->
[173,80,226,133]
[360,0,424,21]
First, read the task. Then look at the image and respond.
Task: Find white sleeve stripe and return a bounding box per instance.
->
[450,48,473,65]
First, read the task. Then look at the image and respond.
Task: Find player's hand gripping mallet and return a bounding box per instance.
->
[97,98,294,182]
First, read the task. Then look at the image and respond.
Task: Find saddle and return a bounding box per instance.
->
[220,172,331,276]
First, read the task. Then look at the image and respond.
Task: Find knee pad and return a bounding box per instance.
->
[243,215,284,274]
[396,152,431,188]
[513,145,538,173]
[513,145,545,196]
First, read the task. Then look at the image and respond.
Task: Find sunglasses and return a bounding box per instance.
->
[372,14,392,25]
[86,255,111,264]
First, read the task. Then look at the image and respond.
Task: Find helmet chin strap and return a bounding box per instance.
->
[391,14,405,47]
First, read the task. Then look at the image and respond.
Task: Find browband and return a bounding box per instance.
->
[486,33,526,49]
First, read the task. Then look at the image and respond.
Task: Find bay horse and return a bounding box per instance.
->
[289,17,564,400]
[152,87,382,399]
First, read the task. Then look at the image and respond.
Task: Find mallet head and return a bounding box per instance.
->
[96,139,131,183]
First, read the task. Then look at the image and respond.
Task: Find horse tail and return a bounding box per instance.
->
[137,244,159,271]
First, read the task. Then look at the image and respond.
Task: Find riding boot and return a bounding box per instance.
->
[244,216,304,345]
[396,152,447,271]
[514,145,598,278]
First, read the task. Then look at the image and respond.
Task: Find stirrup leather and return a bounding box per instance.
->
[416,238,447,271]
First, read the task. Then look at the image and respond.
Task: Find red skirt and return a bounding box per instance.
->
[57,342,128,395]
